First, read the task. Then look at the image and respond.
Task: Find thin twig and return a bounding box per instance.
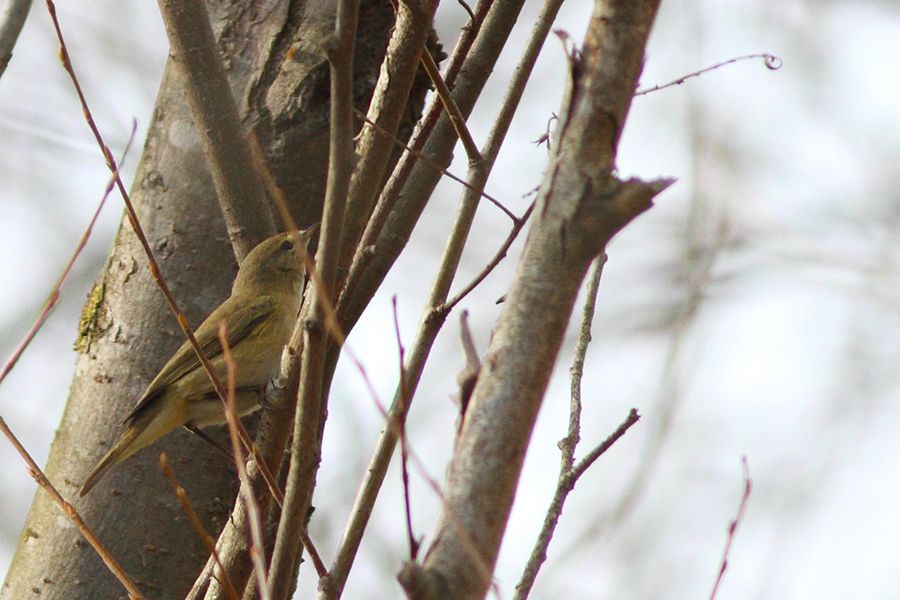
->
[635,53,782,96]
[441,201,534,313]
[571,409,640,483]
[564,256,606,469]
[160,454,240,600]
[302,532,328,578]
[709,457,752,600]
[563,252,604,478]
[415,36,482,165]
[392,298,420,560]
[455,0,475,23]
[218,325,271,600]
[352,108,517,222]
[515,409,640,600]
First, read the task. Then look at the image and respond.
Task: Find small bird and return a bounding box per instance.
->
[79,228,316,496]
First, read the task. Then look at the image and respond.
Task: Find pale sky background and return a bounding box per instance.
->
[1,1,899,599]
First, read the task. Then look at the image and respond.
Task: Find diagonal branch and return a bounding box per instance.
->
[0,414,146,599]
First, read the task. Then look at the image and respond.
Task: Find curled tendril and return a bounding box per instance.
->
[762,53,784,70]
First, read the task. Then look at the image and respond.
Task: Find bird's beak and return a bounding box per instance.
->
[304,222,320,239]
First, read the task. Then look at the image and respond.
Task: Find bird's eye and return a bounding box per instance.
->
[280,239,294,251]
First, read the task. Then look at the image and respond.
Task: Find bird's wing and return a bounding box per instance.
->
[123,295,277,423]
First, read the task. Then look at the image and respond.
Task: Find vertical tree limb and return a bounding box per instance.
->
[338,0,439,274]
[267,1,359,597]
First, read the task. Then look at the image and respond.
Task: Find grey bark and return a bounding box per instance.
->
[1,1,410,598]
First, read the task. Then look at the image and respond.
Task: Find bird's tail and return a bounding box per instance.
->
[79,426,141,497]
[79,405,177,496]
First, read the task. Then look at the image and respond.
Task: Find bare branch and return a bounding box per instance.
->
[571,409,640,480]
[441,201,534,313]
[157,0,276,259]
[416,37,482,166]
[0,414,147,599]
[564,256,607,464]
[709,457,753,600]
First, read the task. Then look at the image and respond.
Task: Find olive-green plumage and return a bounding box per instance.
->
[79,229,315,496]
